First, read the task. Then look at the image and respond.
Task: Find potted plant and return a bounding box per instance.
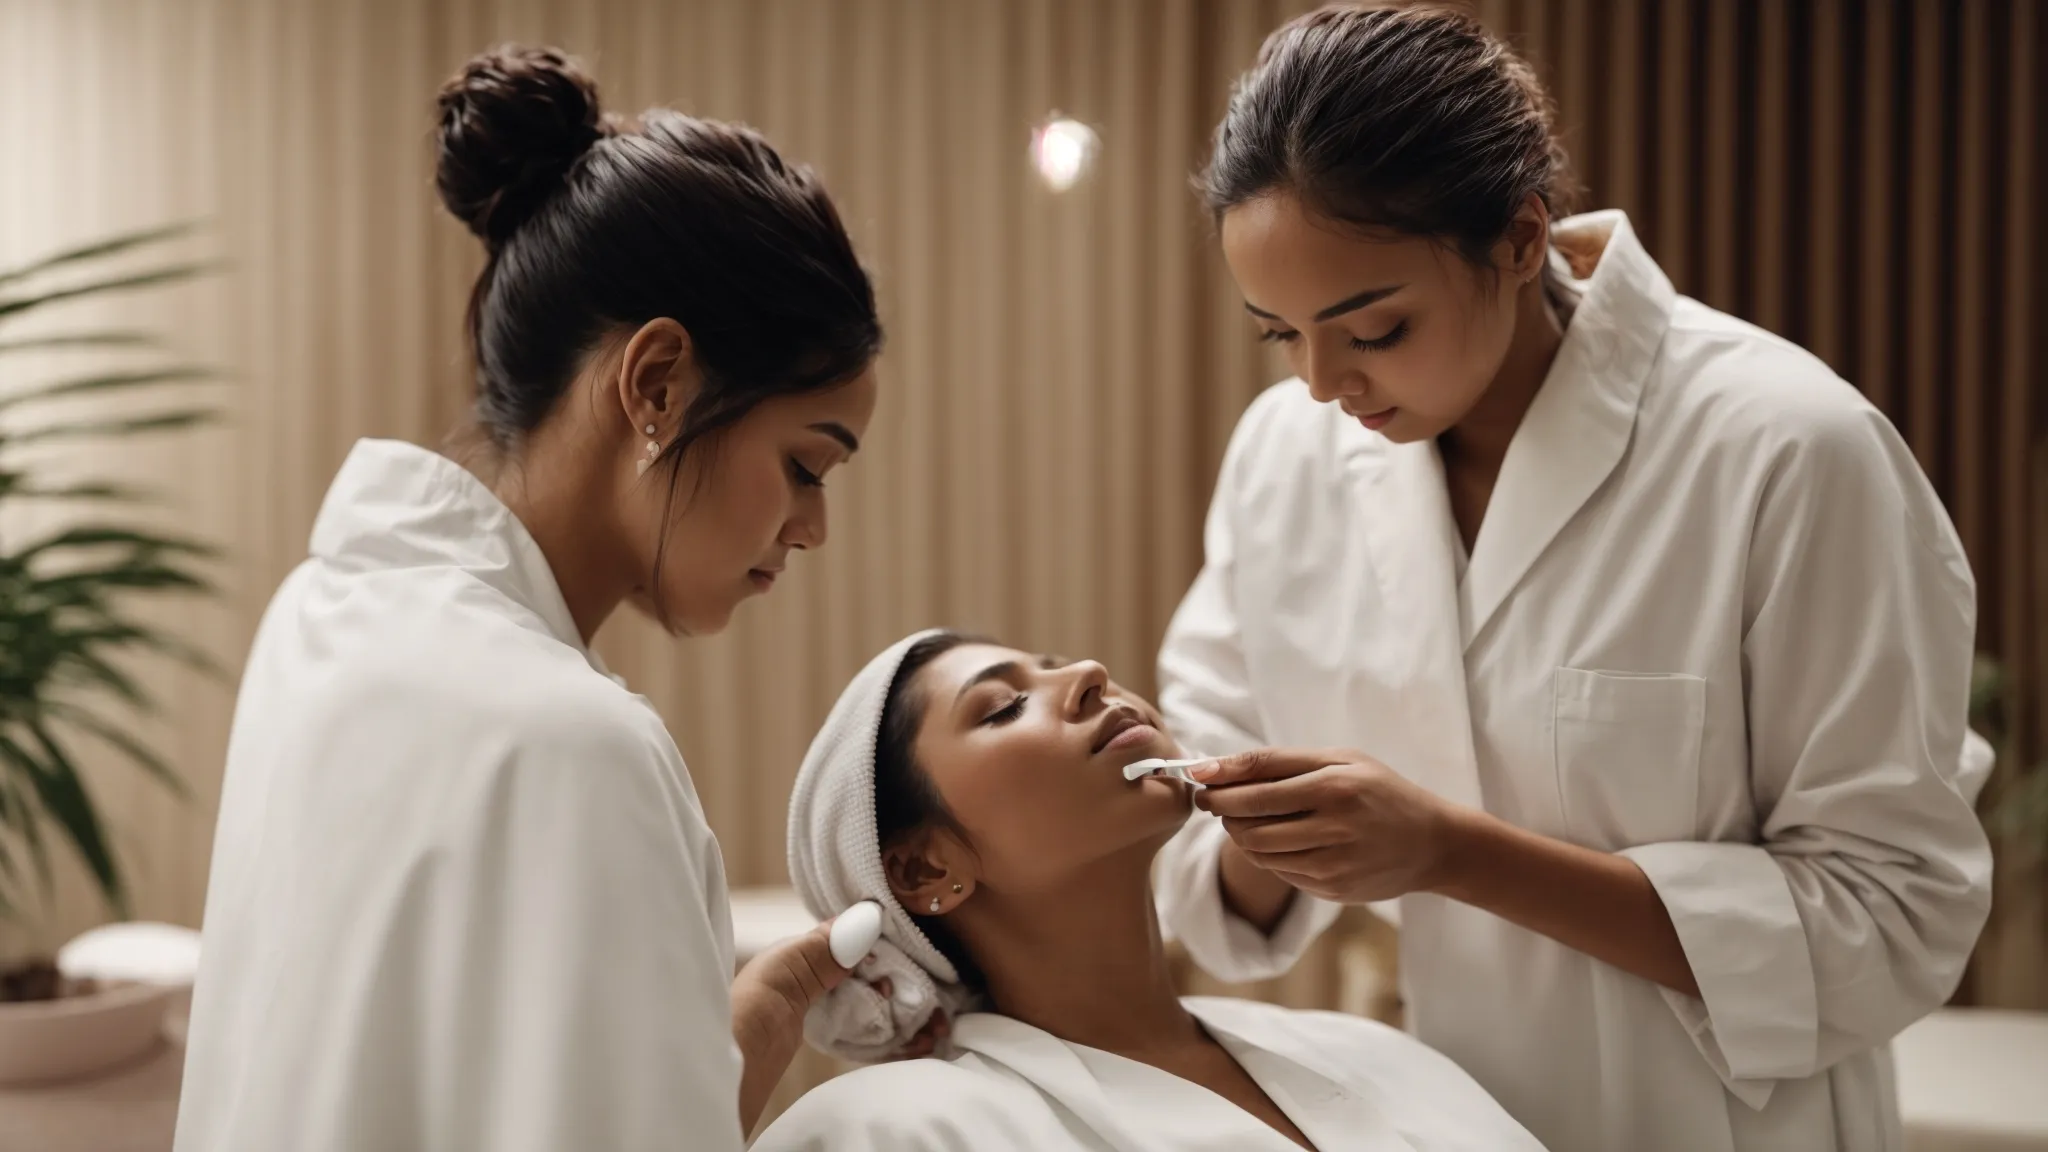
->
[1972,654,2048,861]
[0,224,218,1081]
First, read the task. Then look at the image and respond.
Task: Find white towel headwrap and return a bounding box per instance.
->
[787,629,979,1062]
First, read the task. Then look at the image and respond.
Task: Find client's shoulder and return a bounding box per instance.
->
[752,1056,1043,1152]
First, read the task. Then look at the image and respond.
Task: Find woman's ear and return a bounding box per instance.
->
[615,317,698,441]
[883,830,977,917]
[1494,192,1552,284]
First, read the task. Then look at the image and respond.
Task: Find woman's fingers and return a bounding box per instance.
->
[1190,747,1357,786]
[1201,773,1324,819]
[1223,813,1347,853]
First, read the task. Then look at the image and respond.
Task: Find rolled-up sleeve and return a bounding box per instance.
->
[1156,811,1342,982]
[1154,395,1341,981]
[1623,402,1992,1106]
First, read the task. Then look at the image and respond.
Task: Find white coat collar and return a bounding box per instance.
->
[948,1000,1413,1151]
[309,439,596,662]
[1458,210,1674,649]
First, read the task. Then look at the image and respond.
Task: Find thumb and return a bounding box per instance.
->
[1192,746,1348,786]
[755,922,853,1012]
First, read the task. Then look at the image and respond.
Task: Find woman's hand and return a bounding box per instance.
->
[1197,747,1702,997]
[730,922,852,1134]
[1194,747,1470,904]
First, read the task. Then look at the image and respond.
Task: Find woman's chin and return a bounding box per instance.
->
[1127,771,1198,825]
[626,590,734,637]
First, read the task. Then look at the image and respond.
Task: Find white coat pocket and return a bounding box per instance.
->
[1551,668,1706,849]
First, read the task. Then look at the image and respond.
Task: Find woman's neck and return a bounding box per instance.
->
[452,425,630,646]
[1439,272,1570,477]
[952,850,1200,1058]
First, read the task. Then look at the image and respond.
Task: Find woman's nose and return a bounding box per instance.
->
[782,495,827,550]
[1060,660,1111,717]
[1301,341,1365,405]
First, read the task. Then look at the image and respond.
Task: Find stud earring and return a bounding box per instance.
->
[928,896,942,913]
[643,423,656,436]
[951,883,963,894]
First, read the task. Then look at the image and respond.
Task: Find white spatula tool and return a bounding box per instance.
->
[1122,758,1209,788]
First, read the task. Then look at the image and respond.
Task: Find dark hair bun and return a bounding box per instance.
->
[436,45,610,246]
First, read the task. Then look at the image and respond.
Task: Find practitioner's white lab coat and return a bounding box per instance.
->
[754,996,1543,1150]
[1153,212,1993,1152]
[173,440,745,1152]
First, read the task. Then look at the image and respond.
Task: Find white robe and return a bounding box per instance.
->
[753,996,1544,1150]
[1153,212,1993,1152]
[173,440,746,1152]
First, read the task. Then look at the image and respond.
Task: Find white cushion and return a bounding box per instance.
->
[1896,1008,2048,1151]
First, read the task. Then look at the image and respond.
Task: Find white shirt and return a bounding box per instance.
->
[754,996,1544,1150]
[1154,212,1993,1152]
[174,440,745,1152]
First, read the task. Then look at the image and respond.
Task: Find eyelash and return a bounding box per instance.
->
[1258,321,1410,353]
[982,695,1026,726]
[789,459,824,488]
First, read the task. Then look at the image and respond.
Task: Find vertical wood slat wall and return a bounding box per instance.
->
[1474,0,2046,1007]
[1,0,2041,1008]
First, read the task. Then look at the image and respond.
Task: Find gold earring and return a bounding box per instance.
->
[951,883,963,894]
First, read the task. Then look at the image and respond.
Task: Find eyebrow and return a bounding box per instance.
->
[955,660,1024,707]
[810,421,860,454]
[951,654,1063,708]
[1244,283,1407,325]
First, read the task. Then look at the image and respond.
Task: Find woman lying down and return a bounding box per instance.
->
[760,630,1542,1151]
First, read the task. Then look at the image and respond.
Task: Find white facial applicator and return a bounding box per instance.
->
[1122,758,1209,788]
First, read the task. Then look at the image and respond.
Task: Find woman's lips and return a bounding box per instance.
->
[1353,406,1397,431]
[747,569,778,591]
[1101,722,1159,754]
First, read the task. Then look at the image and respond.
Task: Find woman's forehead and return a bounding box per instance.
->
[922,642,1044,694]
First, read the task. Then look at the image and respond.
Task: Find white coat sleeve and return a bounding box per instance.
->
[1155,398,1342,982]
[442,721,746,1152]
[1620,404,1992,1105]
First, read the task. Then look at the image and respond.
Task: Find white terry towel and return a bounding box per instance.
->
[787,629,978,1063]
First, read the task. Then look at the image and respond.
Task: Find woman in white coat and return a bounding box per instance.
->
[763,630,1543,1151]
[175,48,877,1152]
[1152,7,1993,1151]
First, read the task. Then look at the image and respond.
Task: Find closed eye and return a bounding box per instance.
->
[1258,323,1408,352]
[789,458,824,488]
[982,695,1027,726]
[1352,321,1409,353]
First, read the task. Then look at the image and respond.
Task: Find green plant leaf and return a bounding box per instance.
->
[0,263,217,322]
[0,408,218,445]
[0,331,163,355]
[0,781,23,889]
[45,702,189,800]
[0,367,214,413]
[13,525,218,562]
[29,558,215,599]
[0,736,59,911]
[52,647,151,709]
[29,614,224,687]
[4,481,160,505]
[1989,765,2048,861]
[0,222,200,289]
[15,723,126,918]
